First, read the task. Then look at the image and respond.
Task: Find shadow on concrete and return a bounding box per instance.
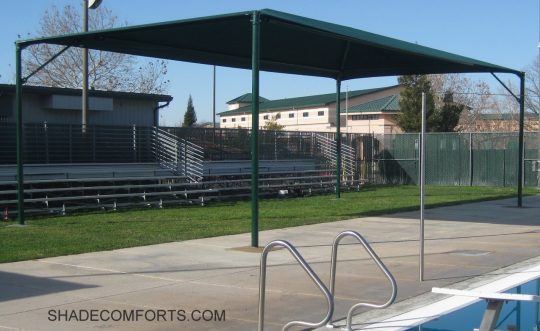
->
[362,196,540,227]
[0,271,97,302]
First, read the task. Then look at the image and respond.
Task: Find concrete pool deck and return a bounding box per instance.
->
[1,195,539,330]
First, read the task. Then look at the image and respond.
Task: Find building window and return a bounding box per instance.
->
[241,117,246,122]
[222,119,227,123]
[351,114,379,121]
[289,113,295,118]
[276,114,281,119]
[303,112,309,117]
[232,118,236,122]
[318,111,324,116]
[263,115,269,120]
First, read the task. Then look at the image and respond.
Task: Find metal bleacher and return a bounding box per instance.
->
[0,163,215,216]
[0,124,362,218]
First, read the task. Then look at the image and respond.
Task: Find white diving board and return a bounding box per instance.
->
[432,287,540,302]
[432,287,540,331]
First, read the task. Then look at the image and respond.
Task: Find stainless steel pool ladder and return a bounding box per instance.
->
[258,240,334,331]
[257,231,397,331]
[327,230,397,331]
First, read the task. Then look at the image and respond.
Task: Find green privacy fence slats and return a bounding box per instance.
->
[364,132,538,187]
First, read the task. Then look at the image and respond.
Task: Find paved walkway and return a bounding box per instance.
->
[0,196,539,331]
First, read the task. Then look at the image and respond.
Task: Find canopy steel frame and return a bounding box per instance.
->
[14,10,526,252]
[22,45,70,84]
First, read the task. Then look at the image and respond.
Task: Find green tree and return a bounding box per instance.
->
[263,113,284,131]
[431,91,464,132]
[396,75,436,132]
[182,95,197,127]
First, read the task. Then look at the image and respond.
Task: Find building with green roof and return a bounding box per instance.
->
[219,85,403,133]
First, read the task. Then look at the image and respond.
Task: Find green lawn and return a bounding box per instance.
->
[0,185,536,263]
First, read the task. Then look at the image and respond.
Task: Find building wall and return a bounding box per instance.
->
[220,85,403,133]
[220,109,399,133]
[220,107,332,130]
[0,93,161,127]
[344,113,401,134]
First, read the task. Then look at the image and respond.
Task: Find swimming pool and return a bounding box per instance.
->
[407,278,540,331]
[357,262,540,330]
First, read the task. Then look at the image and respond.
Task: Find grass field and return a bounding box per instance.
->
[0,185,536,263]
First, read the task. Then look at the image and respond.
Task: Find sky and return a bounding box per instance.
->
[0,0,538,126]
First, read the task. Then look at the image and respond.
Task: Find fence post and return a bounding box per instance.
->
[92,125,96,162]
[353,137,359,180]
[69,124,73,163]
[503,149,506,187]
[132,125,137,162]
[371,133,375,184]
[274,130,277,160]
[44,121,49,164]
[220,129,224,161]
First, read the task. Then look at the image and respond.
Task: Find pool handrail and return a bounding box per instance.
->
[327,230,397,330]
[257,240,334,331]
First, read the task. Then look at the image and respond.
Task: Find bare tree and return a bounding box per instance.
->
[490,81,537,132]
[428,74,496,132]
[525,56,539,115]
[22,5,169,94]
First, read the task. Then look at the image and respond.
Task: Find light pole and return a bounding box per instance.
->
[538,0,540,186]
[82,0,103,130]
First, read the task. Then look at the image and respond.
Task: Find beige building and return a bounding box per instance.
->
[219,85,403,134]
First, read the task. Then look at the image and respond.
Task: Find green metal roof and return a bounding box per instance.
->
[18,9,520,80]
[346,94,399,114]
[226,93,270,104]
[0,84,172,102]
[220,86,397,115]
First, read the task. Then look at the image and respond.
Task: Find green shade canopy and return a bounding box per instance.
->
[14,8,525,234]
[19,9,519,80]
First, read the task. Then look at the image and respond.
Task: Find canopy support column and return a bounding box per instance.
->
[492,72,525,207]
[517,72,525,207]
[15,43,25,225]
[251,11,261,247]
[335,78,341,198]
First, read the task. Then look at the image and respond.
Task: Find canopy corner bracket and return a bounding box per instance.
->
[21,45,71,84]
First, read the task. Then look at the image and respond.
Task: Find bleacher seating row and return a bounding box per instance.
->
[0,165,364,218]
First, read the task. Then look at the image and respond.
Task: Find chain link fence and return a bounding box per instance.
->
[1,122,538,187]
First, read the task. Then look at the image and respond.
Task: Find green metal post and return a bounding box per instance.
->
[335,79,341,198]
[250,11,260,247]
[517,72,525,207]
[15,43,25,225]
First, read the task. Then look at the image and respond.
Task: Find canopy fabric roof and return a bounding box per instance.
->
[19,9,519,81]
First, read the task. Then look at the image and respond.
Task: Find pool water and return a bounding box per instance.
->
[407,278,540,331]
